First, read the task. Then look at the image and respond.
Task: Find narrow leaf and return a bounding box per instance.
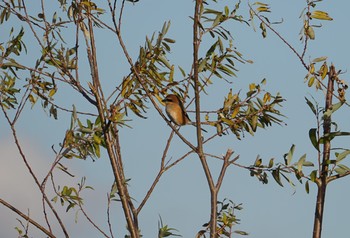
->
[311,10,333,21]
[309,128,319,151]
[336,150,350,164]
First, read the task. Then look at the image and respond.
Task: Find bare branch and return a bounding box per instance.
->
[248,4,309,70]
[216,149,234,190]
[79,204,110,238]
[327,171,350,184]
[0,198,56,238]
[1,103,69,237]
[136,131,175,214]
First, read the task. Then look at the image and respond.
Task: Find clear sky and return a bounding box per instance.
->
[1,0,350,238]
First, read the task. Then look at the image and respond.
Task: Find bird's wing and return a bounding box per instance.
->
[177,95,191,123]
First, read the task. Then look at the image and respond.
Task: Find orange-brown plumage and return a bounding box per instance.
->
[162,94,191,126]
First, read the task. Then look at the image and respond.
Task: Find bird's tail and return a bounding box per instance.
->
[189,122,208,133]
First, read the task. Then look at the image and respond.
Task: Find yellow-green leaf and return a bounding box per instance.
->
[249,83,256,91]
[263,92,271,103]
[306,26,315,40]
[169,65,174,82]
[231,106,240,118]
[312,56,327,63]
[311,10,333,21]
[308,77,315,87]
[254,157,262,167]
[320,62,328,80]
[309,63,315,74]
[49,88,57,98]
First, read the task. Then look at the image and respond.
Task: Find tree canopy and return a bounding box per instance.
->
[0,1,349,238]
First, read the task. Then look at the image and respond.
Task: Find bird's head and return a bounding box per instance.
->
[162,94,180,104]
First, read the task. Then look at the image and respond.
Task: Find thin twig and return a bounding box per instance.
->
[79,204,110,238]
[1,103,69,237]
[107,194,115,238]
[215,149,234,190]
[248,4,309,70]
[0,198,56,238]
[107,0,197,152]
[136,131,175,214]
[327,170,350,184]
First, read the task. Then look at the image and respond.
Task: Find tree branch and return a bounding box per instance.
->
[0,198,56,238]
[248,4,309,71]
[1,103,69,237]
[216,149,234,190]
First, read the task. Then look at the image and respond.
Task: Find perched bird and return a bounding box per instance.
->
[162,94,191,126]
[162,94,207,132]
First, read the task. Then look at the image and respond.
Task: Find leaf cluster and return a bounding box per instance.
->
[214,80,285,139]
[52,177,93,213]
[300,1,333,41]
[64,110,104,160]
[249,2,272,38]
[67,0,105,23]
[158,216,181,238]
[197,199,248,238]
[248,145,313,193]
[201,1,247,38]
[119,21,177,118]
[0,72,20,109]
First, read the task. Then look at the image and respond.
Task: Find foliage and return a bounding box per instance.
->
[158,216,181,238]
[197,199,247,238]
[0,1,349,238]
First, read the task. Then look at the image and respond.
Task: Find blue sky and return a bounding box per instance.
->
[1,0,350,237]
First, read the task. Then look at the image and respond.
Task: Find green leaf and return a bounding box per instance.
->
[338,164,350,172]
[224,6,229,16]
[234,230,249,236]
[310,170,317,182]
[93,142,100,158]
[320,131,350,143]
[335,164,350,175]
[272,169,283,187]
[284,144,295,166]
[206,41,218,57]
[309,128,319,151]
[303,161,314,167]
[251,115,258,132]
[163,38,175,43]
[305,97,317,115]
[297,154,306,172]
[66,202,75,212]
[336,150,350,164]
[178,66,186,77]
[198,58,207,72]
[305,180,310,194]
[323,101,344,118]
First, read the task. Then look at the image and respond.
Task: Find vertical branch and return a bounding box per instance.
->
[193,1,217,237]
[82,8,139,238]
[312,65,336,238]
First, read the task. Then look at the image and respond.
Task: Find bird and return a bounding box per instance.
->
[162,94,207,132]
[162,94,191,126]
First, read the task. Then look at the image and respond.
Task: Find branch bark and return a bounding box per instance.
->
[82,9,139,238]
[312,65,336,238]
[192,1,218,238]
